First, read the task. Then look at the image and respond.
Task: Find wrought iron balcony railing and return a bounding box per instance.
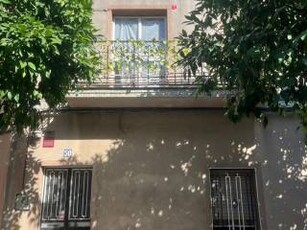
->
[84,40,206,89]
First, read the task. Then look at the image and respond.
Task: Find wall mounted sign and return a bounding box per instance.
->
[42,131,55,148]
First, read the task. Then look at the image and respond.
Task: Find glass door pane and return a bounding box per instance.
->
[141,18,166,41]
[114,18,138,40]
[141,18,166,79]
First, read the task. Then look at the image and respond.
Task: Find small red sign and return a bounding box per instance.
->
[42,131,55,148]
[43,138,54,148]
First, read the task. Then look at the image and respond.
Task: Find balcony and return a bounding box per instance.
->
[66,40,227,108]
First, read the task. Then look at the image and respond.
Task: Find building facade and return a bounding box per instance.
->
[1,0,307,229]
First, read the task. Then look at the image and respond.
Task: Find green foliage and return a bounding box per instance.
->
[0,0,100,133]
[179,0,307,127]
[99,40,178,79]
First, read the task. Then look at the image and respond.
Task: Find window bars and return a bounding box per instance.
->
[210,169,260,230]
[41,168,92,230]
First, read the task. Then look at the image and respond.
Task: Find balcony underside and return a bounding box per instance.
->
[66,87,228,108]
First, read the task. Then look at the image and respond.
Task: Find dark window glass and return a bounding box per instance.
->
[210,169,260,230]
[41,168,92,230]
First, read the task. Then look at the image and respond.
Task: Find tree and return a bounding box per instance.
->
[178,0,307,129]
[0,0,100,133]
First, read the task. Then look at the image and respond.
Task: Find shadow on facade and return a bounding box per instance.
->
[1,110,307,229]
[1,134,42,230]
[55,110,307,229]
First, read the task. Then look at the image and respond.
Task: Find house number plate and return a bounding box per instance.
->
[63,148,73,158]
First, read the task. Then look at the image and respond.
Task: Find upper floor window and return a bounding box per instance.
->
[114,17,166,41]
[210,169,260,230]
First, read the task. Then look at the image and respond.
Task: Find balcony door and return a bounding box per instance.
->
[113,17,167,84]
[114,17,166,41]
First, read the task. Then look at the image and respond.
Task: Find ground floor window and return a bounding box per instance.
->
[210,169,260,230]
[40,168,92,230]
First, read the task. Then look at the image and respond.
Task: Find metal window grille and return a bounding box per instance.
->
[210,169,260,230]
[41,168,92,230]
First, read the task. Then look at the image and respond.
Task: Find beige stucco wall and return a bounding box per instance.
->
[0,133,11,227]
[92,0,195,39]
[2,110,306,229]
[255,114,307,230]
[1,133,28,230]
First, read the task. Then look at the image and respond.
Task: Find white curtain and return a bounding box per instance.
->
[115,18,138,40]
[115,18,166,41]
[141,18,166,41]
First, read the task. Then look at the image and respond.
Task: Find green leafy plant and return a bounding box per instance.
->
[99,40,178,80]
[178,0,307,128]
[0,0,100,133]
